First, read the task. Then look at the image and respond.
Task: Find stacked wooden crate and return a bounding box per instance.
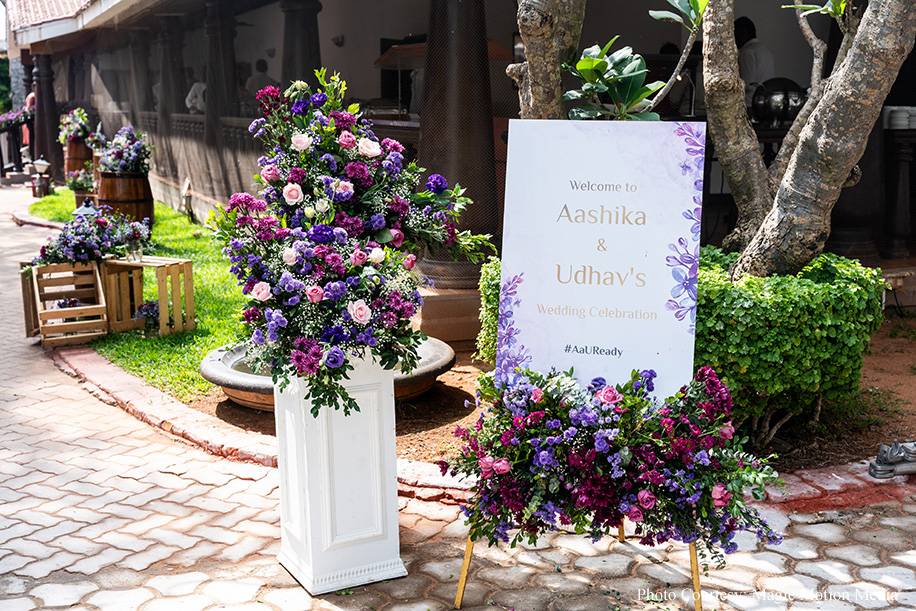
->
[26,262,108,347]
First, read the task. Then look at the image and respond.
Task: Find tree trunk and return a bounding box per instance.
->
[507,0,587,120]
[731,0,916,279]
[702,0,774,253]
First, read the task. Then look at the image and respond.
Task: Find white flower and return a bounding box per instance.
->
[304,207,316,219]
[282,247,298,266]
[369,248,385,264]
[291,133,313,151]
[283,183,304,204]
[357,138,382,158]
[316,200,330,214]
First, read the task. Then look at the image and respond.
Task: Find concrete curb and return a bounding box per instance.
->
[12,208,65,231]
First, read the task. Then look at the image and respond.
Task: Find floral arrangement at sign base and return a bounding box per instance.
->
[212,69,492,415]
[445,362,782,568]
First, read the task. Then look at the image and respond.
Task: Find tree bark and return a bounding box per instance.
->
[507,0,586,119]
[732,0,916,279]
[702,0,775,253]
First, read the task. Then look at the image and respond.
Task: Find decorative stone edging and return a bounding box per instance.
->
[49,344,914,510]
[12,208,65,231]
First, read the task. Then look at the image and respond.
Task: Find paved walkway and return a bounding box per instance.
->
[2,185,916,611]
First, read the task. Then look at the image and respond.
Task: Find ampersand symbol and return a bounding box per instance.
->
[597,238,607,252]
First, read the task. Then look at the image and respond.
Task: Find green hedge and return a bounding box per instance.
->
[476,248,885,435]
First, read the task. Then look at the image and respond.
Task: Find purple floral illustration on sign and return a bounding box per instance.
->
[495,273,532,389]
[667,123,705,334]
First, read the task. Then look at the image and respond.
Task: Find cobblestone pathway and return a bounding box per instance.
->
[2,185,916,610]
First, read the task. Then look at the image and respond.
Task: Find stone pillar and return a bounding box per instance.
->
[418,0,496,288]
[128,31,153,121]
[33,56,64,183]
[280,0,322,88]
[156,17,186,178]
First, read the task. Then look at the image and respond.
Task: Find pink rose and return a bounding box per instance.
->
[305,285,324,303]
[493,458,511,475]
[338,132,356,149]
[596,386,623,405]
[347,299,372,324]
[637,489,657,510]
[531,388,544,403]
[350,249,368,266]
[390,228,404,248]
[719,422,735,440]
[250,281,271,302]
[282,247,298,266]
[291,133,313,151]
[336,180,354,196]
[357,137,382,158]
[402,254,416,269]
[711,483,732,508]
[283,183,304,204]
[478,456,495,479]
[627,506,644,523]
[260,164,280,183]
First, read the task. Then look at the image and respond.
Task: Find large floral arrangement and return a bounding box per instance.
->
[99,126,152,174]
[58,108,92,144]
[0,106,34,131]
[213,70,491,414]
[444,367,782,567]
[28,212,149,267]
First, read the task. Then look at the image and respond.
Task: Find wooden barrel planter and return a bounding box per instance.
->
[92,152,101,190]
[97,172,154,226]
[64,141,93,175]
[73,190,93,208]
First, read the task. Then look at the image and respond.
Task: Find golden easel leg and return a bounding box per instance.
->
[689,542,702,611]
[618,523,625,542]
[454,535,474,609]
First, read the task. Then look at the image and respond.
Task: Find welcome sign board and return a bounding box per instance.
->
[496,120,705,399]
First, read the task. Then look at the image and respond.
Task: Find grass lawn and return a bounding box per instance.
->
[29,189,246,402]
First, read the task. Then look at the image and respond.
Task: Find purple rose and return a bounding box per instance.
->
[291,100,309,116]
[324,346,345,368]
[425,173,448,194]
[308,224,335,244]
[310,92,327,108]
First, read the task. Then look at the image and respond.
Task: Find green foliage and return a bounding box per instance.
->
[696,247,885,425]
[30,196,247,401]
[650,0,708,29]
[475,249,884,433]
[783,0,847,19]
[475,256,502,364]
[562,39,665,121]
[0,58,11,113]
[28,188,78,222]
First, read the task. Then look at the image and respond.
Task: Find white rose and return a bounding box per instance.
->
[291,133,313,151]
[304,207,316,219]
[357,138,382,158]
[316,200,330,214]
[282,248,298,266]
[369,248,385,264]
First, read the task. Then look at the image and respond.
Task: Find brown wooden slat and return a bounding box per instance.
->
[170,264,181,331]
[38,288,99,302]
[41,331,107,347]
[156,266,168,335]
[39,305,107,321]
[184,262,195,331]
[43,319,109,334]
[119,271,131,324]
[35,262,96,274]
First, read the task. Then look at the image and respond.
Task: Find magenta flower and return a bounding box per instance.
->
[637,489,657,510]
[711,483,731,507]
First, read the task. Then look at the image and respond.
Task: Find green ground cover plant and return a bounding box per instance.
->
[30,191,246,402]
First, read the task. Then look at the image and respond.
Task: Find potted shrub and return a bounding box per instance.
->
[97,126,154,225]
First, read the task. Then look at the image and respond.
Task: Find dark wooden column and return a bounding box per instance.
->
[280,0,322,88]
[204,0,238,198]
[128,31,153,121]
[884,132,913,260]
[155,17,186,178]
[418,0,496,288]
[32,55,64,183]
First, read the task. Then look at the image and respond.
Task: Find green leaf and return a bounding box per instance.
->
[562,89,591,101]
[665,0,692,16]
[612,56,649,109]
[599,36,620,58]
[568,105,613,120]
[575,56,609,84]
[649,10,686,25]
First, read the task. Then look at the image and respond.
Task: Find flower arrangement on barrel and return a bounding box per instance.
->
[58,108,92,144]
[444,363,782,567]
[212,69,492,415]
[98,126,152,174]
[67,169,94,192]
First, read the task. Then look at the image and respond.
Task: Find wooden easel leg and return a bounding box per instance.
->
[689,542,702,611]
[618,523,625,543]
[454,536,474,609]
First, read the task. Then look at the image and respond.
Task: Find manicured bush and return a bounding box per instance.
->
[476,248,885,446]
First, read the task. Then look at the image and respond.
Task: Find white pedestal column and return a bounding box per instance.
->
[274,356,407,594]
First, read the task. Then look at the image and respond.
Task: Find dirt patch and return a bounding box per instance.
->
[187,315,916,471]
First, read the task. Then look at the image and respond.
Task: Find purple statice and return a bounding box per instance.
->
[319,153,337,171]
[368,213,386,231]
[322,280,347,302]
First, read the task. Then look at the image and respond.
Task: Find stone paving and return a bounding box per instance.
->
[3,185,916,610]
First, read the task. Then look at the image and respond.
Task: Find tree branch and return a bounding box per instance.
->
[647,27,699,113]
[769,0,828,183]
[703,0,774,253]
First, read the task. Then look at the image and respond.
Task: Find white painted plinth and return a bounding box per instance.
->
[274,356,406,595]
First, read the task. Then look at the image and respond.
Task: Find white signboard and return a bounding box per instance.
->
[496,120,705,399]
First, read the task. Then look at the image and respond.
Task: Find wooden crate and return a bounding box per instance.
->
[20,262,40,338]
[103,257,195,336]
[30,261,109,347]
